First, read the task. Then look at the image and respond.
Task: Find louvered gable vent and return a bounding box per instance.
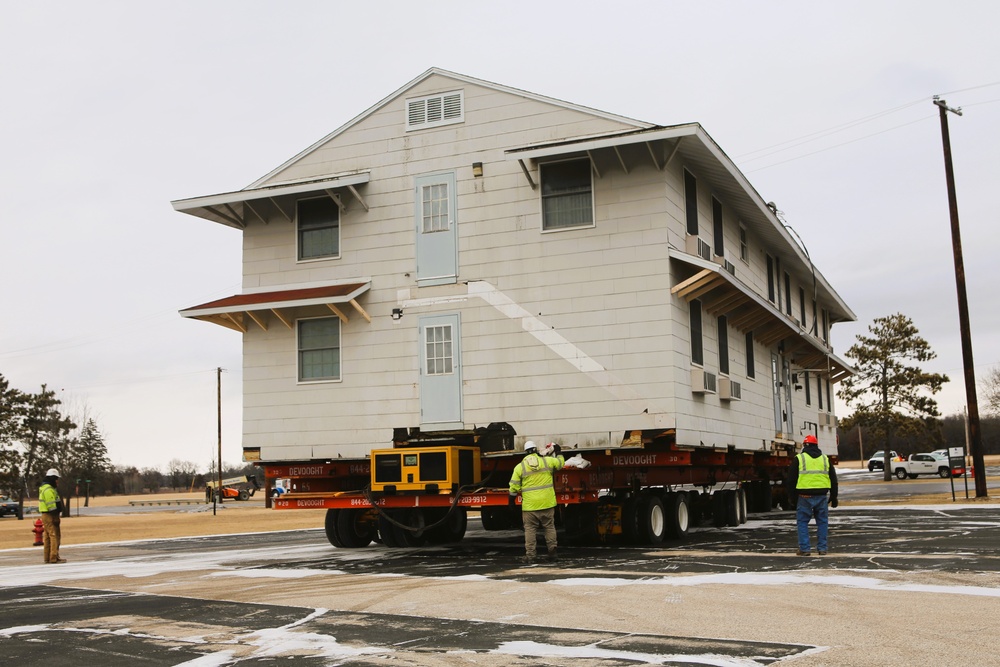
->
[406,90,464,130]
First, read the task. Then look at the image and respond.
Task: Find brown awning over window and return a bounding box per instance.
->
[669,249,852,383]
[180,282,371,333]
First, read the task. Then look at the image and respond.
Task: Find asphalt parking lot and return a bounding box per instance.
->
[2,503,999,666]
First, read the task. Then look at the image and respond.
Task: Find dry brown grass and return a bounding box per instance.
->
[0,492,327,548]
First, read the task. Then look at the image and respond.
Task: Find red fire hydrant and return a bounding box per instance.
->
[32,519,44,546]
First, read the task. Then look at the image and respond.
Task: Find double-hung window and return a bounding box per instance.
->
[298,317,341,382]
[541,158,593,230]
[718,315,729,375]
[297,197,340,261]
[690,300,704,366]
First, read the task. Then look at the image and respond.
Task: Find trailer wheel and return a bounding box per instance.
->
[561,504,599,545]
[637,495,666,544]
[238,489,250,501]
[426,507,467,543]
[324,509,346,548]
[381,509,428,548]
[621,496,641,543]
[686,490,703,526]
[664,492,690,539]
[481,507,518,531]
[335,509,376,548]
[756,481,772,513]
[737,487,747,524]
[711,491,727,527]
[722,490,740,527]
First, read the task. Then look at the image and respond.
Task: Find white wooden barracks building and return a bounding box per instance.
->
[172,68,854,463]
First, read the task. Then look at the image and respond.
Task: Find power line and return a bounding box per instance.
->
[744,115,934,173]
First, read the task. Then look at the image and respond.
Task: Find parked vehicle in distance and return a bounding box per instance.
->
[0,496,19,518]
[891,453,964,479]
[867,450,902,472]
[930,451,966,477]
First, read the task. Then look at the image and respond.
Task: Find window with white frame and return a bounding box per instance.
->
[540,158,593,230]
[424,324,454,375]
[739,223,749,263]
[421,182,450,233]
[298,317,341,382]
[297,197,340,261]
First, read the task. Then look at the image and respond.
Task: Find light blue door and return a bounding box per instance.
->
[415,172,458,286]
[419,313,463,427]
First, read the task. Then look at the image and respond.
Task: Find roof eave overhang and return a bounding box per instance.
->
[180,281,372,333]
[668,248,854,383]
[506,125,856,324]
[170,171,371,229]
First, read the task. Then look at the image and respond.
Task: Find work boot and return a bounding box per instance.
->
[520,555,535,564]
[796,550,810,557]
[546,548,558,563]
[51,558,67,564]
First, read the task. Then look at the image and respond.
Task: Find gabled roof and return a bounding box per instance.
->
[247,67,655,189]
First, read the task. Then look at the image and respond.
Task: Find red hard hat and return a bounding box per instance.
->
[803,434,819,445]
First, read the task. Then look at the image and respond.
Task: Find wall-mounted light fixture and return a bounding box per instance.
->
[472,162,483,177]
[391,308,403,321]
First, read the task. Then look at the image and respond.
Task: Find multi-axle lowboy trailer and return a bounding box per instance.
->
[265,425,799,549]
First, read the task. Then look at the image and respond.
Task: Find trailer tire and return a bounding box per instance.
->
[664,492,690,539]
[621,496,641,543]
[723,490,740,527]
[711,491,727,527]
[686,490,704,526]
[426,507,467,543]
[561,504,599,545]
[238,489,250,501]
[637,495,666,544]
[324,509,346,548]
[481,507,517,531]
[336,509,376,548]
[392,509,429,548]
[756,481,772,513]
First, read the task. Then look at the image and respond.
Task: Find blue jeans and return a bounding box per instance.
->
[796,494,829,553]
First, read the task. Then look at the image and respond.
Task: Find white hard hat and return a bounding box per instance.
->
[524,441,538,452]
[46,468,60,478]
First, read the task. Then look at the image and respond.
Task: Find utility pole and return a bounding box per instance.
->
[934,97,987,498]
[217,367,223,507]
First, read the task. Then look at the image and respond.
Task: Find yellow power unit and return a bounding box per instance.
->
[370,446,481,493]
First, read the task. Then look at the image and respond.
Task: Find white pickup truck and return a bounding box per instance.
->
[891,453,964,479]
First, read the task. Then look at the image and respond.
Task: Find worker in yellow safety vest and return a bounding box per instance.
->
[38,468,67,564]
[509,441,565,564]
[787,434,838,557]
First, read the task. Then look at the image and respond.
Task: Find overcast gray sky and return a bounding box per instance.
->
[2,1,998,470]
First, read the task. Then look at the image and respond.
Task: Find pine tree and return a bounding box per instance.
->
[838,314,948,481]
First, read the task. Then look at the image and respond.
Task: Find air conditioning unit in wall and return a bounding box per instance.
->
[818,413,838,427]
[691,367,717,394]
[719,377,742,401]
[686,235,712,261]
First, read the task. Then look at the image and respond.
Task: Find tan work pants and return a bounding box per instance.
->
[41,512,61,563]
[521,507,556,559]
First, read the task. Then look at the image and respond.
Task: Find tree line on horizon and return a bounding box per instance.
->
[0,373,255,519]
